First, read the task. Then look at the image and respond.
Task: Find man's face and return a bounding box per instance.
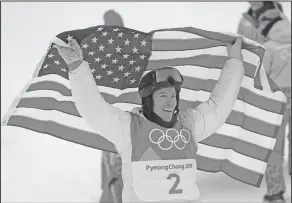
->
[153,87,177,122]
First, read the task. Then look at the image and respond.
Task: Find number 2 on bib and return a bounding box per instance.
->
[167,173,182,194]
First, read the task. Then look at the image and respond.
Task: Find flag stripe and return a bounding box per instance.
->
[200,134,273,162]
[27,81,72,96]
[7,115,117,152]
[11,107,276,154]
[152,28,264,47]
[29,75,285,114]
[8,112,274,165]
[34,68,284,104]
[24,80,285,126]
[182,77,285,113]
[7,113,267,175]
[148,55,257,78]
[16,96,280,139]
[152,38,226,51]
[5,116,263,187]
[151,30,204,39]
[21,88,283,129]
[197,144,267,174]
[150,47,260,67]
[196,155,263,187]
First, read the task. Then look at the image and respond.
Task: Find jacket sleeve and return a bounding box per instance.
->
[237,16,247,36]
[187,59,245,142]
[262,44,274,76]
[69,61,131,149]
[237,15,262,43]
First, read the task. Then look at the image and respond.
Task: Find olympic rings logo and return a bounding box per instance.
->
[275,45,291,61]
[149,128,191,151]
[280,49,291,61]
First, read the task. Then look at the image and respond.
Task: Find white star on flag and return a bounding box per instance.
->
[141,40,147,46]
[118,32,124,37]
[102,31,108,36]
[140,54,146,60]
[94,57,101,62]
[92,37,98,43]
[132,47,138,53]
[101,64,108,69]
[108,38,114,44]
[99,44,105,51]
[135,66,141,72]
[113,28,119,32]
[66,35,73,42]
[95,75,102,80]
[123,54,129,59]
[112,59,118,64]
[48,53,54,58]
[43,64,49,69]
[130,78,136,84]
[88,52,95,56]
[106,53,113,58]
[91,68,96,73]
[134,33,140,38]
[82,43,89,49]
[54,60,60,65]
[107,70,113,75]
[129,60,135,65]
[124,72,131,77]
[113,77,120,82]
[118,65,125,71]
[97,27,103,31]
[124,39,130,46]
[115,46,122,53]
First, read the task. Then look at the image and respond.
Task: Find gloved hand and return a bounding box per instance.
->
[227,36,243,61]
[56,39,84,71]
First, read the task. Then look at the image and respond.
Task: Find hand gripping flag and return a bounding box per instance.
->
[2,25,287,187]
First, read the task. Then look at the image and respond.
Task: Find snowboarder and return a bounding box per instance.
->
[56,35,245,202]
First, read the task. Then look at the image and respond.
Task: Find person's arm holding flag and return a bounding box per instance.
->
[185,37,245,142]
[56,39,131,152]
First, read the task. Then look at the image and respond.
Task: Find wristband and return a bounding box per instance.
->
[227,56,243,62]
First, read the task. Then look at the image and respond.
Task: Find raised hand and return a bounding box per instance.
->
[227,36,243,61]
[56,39,83,70]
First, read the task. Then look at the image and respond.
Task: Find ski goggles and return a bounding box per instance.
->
[155,67,183,84]
[139,67,183,97]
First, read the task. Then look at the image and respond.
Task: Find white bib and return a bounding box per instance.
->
[131,159,199,202]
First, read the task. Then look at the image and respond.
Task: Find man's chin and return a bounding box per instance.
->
[160,112,173,122]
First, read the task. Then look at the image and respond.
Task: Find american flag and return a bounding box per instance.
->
[2,25,287,187]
